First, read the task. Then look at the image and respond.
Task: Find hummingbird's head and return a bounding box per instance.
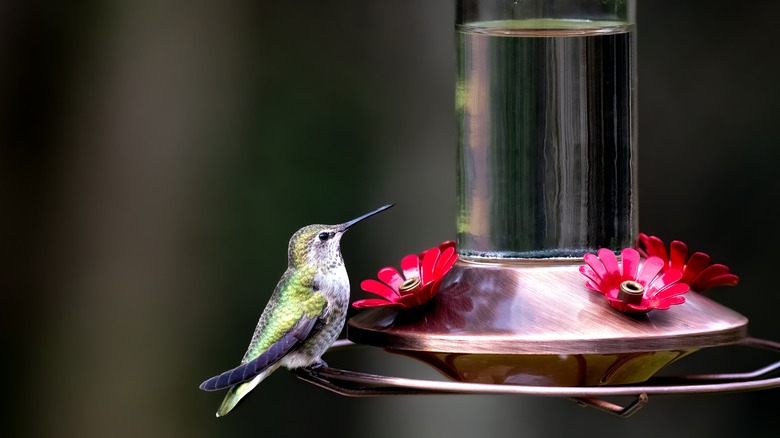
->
[287,204,394,268]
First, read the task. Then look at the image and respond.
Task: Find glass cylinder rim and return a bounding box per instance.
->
[456,0,636,27]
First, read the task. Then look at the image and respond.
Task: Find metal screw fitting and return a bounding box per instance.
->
[399,277,422,293]
[618,280,645,305]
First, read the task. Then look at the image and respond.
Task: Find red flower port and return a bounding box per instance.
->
[636,233,739,293]
[352,241,458,310]
[580,248,691,314]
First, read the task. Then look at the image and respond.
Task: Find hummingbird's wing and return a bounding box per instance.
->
[198,314,320,391]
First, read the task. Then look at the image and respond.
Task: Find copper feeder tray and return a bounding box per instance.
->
[293,260,780,417]
[349,260,749,385]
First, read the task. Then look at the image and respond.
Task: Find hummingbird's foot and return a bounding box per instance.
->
[304,359,329,375]
[310,359,328,370]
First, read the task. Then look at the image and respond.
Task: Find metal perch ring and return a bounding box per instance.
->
[295,337,780,418]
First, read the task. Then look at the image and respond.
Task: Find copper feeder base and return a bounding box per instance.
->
[346,259,749,387]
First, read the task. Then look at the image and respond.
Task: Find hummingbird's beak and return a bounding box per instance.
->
[341,204,394,231]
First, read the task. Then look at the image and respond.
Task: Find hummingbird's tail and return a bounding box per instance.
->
[216,363,281,417]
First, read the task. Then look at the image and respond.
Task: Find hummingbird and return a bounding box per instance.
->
[199,204,393,417]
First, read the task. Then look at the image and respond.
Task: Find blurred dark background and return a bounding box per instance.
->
[2,1,779,437]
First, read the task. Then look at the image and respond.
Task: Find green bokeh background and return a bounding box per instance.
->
[2,1,779,437]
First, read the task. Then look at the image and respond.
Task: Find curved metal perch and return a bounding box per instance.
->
[295,337,780,418]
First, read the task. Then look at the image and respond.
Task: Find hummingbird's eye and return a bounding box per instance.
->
[318,232,330,241]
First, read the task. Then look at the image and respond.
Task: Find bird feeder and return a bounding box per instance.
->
[295,0,780,417]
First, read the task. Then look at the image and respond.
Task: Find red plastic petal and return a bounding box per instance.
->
[435,246,458,278]
[377,267,404,291]
[438,240,456,252]
[424,281,443,300]
[636,256,664,286]
[445,249,459,270]
[696,274,740,290]
[583,253,606,280]
[585,281,602,292]
[400,254,421,281]
[651,281,690,302]
[668,240,688,271]
[609,300,644,313]
[647,268,683,295]
[360,279,399,299]
[420,247,439,284]
[645,235,670,264]
[352,298,403,309]
[689,263,728,285]
[635,233,649,254]
[690,264,739,291]
[597,248,620,276]
[620,247,640,279]
[663,295,687,306]
[652,295,687,310]
[681,252,712,282]
[579,265,602,288]
[397,292,424,308]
